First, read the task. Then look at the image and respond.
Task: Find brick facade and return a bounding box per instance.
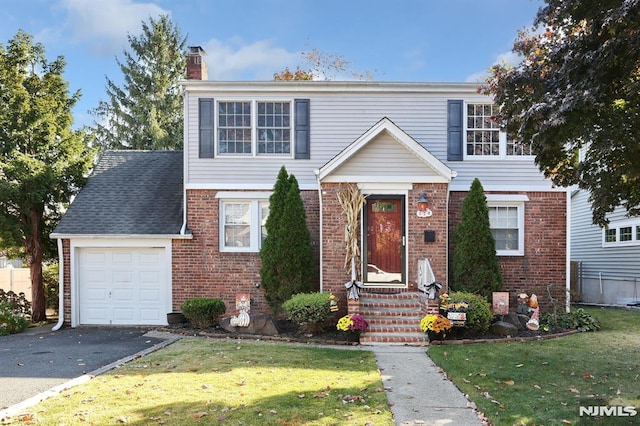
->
[171,189,320,315]
[448,191,567,311]
[320,182,450,313]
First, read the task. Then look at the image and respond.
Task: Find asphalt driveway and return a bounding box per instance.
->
[0,325,176,412]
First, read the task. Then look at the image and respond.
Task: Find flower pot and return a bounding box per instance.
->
[167,312,187,324]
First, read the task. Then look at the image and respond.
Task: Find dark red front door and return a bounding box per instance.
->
[365,197,404,284]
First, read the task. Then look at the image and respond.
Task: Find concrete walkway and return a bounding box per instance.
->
[369,345,483,425]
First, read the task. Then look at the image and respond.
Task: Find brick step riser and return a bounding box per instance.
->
[367,326,423,333]
[366,317,422,325]
[360,336,427,345]
[359,311,422,319]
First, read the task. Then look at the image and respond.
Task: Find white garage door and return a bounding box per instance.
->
[78,247,168,325]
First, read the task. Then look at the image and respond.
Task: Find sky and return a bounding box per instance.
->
[0,0,545,128]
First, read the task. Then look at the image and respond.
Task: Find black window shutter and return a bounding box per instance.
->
[447,100,463,161]
[199,98,214,158]
[294,99,310,159]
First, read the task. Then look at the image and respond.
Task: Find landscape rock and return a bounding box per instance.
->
[219,313,279,336]
[502,312,525,330]
[489,320,519,337]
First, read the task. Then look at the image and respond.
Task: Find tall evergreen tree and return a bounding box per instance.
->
[0,30,96,321]
[260,167,315,313]
[452,178,503,298]
[91,15,186,150]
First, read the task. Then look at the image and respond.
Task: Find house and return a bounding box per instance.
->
[570,189,640,306]
[51,49,569,341]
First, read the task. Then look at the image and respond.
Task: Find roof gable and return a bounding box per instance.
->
[318,117,455,183]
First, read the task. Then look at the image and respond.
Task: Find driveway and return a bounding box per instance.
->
[0,325,176,412]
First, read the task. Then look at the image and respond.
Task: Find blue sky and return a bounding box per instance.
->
[1,0,544,128]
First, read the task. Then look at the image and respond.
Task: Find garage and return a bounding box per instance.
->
[77,247,170,326]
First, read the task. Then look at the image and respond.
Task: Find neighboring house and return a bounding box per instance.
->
[570,189,640,306]
[51,48,569,332]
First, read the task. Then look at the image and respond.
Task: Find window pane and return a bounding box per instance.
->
[489,206,520,251]
[218,102,251,154]
[605,228,616,243]
[620,226,632,241]
[466,103,500,156]
[257,101,291,155]
[260,201,270,244]
[224,203,250,247]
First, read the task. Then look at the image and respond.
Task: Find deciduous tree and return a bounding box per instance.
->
[483,0,640,226]
[274,48,374,81]
[91,15,186,150]
[0,31,95,321]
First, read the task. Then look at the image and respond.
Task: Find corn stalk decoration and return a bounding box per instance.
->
[337,185,367,299]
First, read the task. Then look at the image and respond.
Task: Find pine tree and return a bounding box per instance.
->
[91,15,186,150]
[260,167,315,313]
[0,31,96,321]
[452,178,503,298]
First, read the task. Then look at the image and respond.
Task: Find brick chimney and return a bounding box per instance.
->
[186,46,208,80]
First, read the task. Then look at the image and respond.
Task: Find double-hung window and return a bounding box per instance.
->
[486,195,527,256]
[217,101,291,156]
[465,103,533,157]
[219,197,269,252]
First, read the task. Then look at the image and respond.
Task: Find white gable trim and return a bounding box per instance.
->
[318,117,456,182]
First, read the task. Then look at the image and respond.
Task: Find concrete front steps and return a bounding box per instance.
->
[357,293,428,345]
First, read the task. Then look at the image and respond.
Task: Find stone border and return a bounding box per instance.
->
[428,329,581,345]
[156,327,360,347]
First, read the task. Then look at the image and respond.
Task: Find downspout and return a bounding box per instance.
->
[566,189,571,313]
[180,91,189,236]
[314,169,323,293]
[52,238,64,331]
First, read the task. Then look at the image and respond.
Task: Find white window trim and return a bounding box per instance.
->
[219,198,269,253]
[602,218,640,248]
[487,199,526,256]
[463,102,534,160]
[215,99,294,159]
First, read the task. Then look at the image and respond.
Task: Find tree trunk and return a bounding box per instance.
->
[25,208,46,322]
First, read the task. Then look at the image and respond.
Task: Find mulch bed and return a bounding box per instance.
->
[160,319,578,346]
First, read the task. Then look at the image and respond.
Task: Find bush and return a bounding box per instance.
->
[181,298,226,329]
[0,302,29,336]
[540,307,600,332]
[445,291,493,334]
[283,292,333,333]
[43,263,60,311]
[0,289,31,316]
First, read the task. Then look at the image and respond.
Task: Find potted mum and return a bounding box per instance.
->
[337,313,369,340]
[420,313,452,341]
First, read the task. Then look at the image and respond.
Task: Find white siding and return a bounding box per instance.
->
[183,82,556,192]
[329,132,440,180]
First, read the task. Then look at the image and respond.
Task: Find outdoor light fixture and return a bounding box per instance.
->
[416,193,433,217]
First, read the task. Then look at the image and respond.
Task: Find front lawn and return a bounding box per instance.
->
[4,340,393,425]
[428,306,640,425]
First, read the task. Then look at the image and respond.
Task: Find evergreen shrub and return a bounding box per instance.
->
[181,298,226,328]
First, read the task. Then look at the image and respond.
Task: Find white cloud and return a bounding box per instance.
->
[466,50,523,83]
[202,38,299,80]
[58,0,168,56]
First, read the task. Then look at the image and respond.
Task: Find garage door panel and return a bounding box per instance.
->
[78,247,168,326]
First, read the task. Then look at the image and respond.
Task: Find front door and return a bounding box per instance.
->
[364,196,405,285]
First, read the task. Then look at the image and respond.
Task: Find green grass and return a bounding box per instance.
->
[428,306,640,425]
[6,340,394,425]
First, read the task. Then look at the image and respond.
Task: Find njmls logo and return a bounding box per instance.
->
[579,406,638,417]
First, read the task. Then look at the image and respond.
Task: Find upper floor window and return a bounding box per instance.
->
[602,218,640,247]
[217,101,291,156]
[466,103,532,157]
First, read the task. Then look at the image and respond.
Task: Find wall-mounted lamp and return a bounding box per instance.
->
[416,193,433,217]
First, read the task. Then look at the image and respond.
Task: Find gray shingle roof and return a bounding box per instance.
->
[52,150,183,236]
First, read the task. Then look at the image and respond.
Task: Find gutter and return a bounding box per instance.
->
[52,238,64,331]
